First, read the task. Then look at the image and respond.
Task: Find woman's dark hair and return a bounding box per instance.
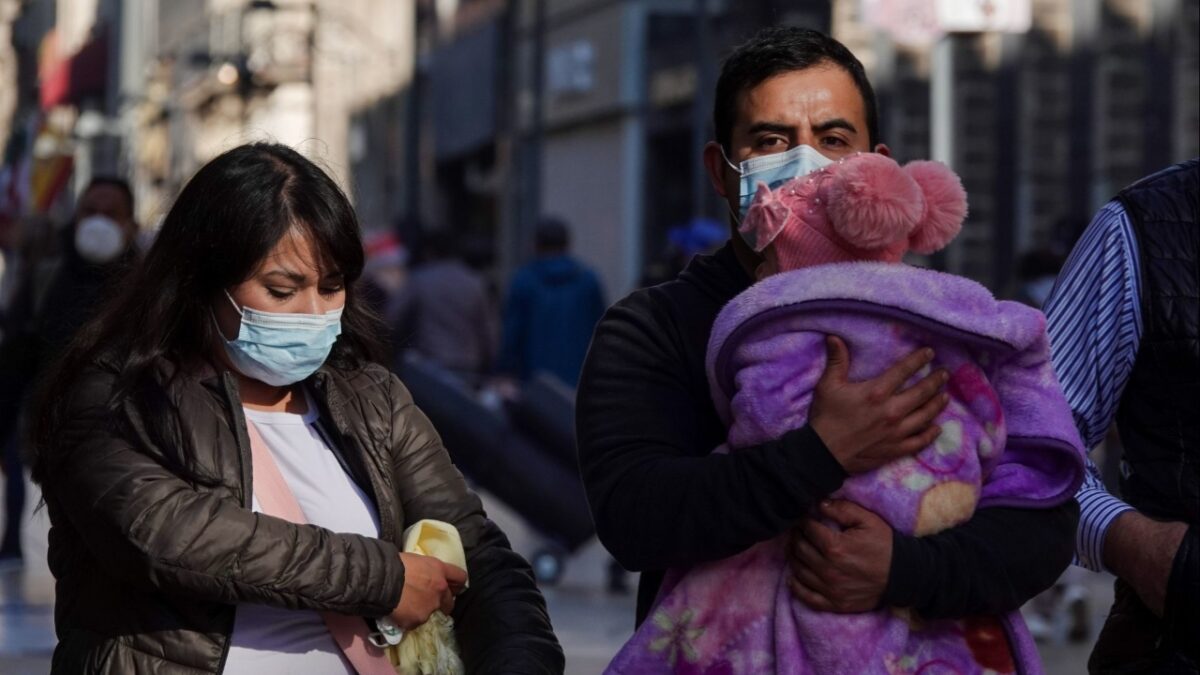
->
[32,143,386,484]
[713,27,880,151]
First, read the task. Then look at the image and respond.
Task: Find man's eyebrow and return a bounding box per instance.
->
[746,121,795,136]
[813,118,858,134]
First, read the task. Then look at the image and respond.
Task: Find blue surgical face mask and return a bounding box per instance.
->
[219,292,343,386]
[723,144,834,221]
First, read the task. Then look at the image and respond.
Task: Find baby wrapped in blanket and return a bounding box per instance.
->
[606,153,1086,675]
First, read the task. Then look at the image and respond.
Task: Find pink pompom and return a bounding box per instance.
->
[825,153,923,250]
[905,160,967,254]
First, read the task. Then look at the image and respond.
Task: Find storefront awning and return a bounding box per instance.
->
[432,19,499,161]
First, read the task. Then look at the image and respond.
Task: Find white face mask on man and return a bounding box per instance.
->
[74,215,127,264]
[722,143,833,222]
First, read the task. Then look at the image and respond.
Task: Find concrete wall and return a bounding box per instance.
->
[541,115,642,299]
[532,0,646,297]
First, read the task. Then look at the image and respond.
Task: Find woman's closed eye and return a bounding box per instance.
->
[319,276,345,296]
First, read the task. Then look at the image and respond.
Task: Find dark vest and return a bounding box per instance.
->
[1114,158,1200,525]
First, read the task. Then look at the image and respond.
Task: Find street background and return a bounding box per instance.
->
[2,0,1197,299]
[1,0,1197,673]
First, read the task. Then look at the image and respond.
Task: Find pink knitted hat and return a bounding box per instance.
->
[739,153,968,271]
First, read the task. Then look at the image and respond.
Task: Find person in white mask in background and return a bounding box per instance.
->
[0,176,139,569]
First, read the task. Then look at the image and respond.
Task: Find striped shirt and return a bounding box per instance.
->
[1044,201,1140,573]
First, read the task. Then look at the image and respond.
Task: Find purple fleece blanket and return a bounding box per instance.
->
[606,262,1085,675]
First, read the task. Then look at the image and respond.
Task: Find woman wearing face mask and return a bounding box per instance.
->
[30,143,563,674]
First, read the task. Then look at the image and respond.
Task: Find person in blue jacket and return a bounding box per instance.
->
[498,217,606,387]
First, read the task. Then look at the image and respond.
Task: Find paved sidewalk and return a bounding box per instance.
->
[0,480,54,675]
[1,476,1103,674]
[0,479,637,674]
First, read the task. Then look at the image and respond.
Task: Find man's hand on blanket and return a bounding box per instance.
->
[786,500,891,613]
[809,336,949,474]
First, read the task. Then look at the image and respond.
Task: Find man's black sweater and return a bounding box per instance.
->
[577,242,1079,625]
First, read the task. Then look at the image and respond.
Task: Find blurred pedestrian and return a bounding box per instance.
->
[395,230,497,385]
[0,214,55,569]
[359,230,408,327]
[1013,247,1066,309]
[1010,246,1095,645]
[0,177,138,568]
[30,143,562,673]
[0,214,55,347]
[490,217,615,591]
[497,217,605,387]
[1044,157,1199,673]
[639,216,726,288]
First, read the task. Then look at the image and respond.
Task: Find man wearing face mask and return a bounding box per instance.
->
[577,27,1079,630]
[0,176,138,567]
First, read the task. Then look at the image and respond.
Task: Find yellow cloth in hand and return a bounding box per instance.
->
[386,520,467,675]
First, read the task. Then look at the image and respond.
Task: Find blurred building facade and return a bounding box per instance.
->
[2,0,121,228]
[502,0,833,294]
[143,0,416,229]
[3,0,1197,297]
[411,0,507,265]
[836,0,1200,291]
[500,0,1200,295]
[1,0,415,229]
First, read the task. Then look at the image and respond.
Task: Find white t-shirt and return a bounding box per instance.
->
[222,397,382,675]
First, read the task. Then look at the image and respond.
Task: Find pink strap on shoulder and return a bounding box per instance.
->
[245,419,398,675]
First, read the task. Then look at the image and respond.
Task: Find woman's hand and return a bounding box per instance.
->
[809,336,948,474]
[391,552,469,629]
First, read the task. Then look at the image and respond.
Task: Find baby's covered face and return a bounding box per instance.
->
[741,153,967,275]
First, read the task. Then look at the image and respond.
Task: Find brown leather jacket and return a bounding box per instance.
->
[41,359,563,673]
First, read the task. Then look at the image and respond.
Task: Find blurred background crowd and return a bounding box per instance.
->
[1,0,1197,301]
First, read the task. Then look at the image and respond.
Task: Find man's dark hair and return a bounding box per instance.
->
[714,27,880,151]
[84,176,135,217]
[535,217,570,253]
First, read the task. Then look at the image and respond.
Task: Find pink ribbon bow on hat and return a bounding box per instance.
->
[739,182,793,252]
